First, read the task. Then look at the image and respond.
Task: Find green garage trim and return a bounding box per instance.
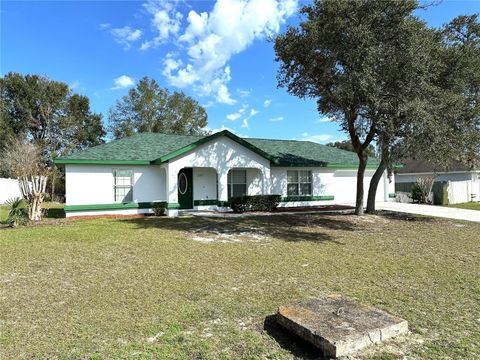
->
[65,201,167,212]
[281,195,335,202]
[194,199,219,206]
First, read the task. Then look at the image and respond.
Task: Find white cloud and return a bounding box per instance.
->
[301,132,333,143]
[269,116,283,122]
[316,115,335,123]
[226,103,248,121]
[111,75,135,90]
[237,89,251,98]
[162,0,298,104]
[204,124,248,137]
[263,99,272,108]
[109,26,142,50]
[226,103,258,128]
[140,0,183,50]
[201,101,215,108]
[241,107,259,128]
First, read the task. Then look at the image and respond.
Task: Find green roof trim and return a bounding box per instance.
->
[54,159,150,165]
[55,130,381,169]
[152,130,275,164]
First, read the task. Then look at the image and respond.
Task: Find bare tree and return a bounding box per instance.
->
[1,138,49,221]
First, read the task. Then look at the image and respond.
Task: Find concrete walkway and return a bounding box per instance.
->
[374,202,480,223]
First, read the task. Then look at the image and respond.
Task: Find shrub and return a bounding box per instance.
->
[411,183,423,203]
[227,195,281,213]
[228,196,248,213]
[411,176,435,204]
[152,202,166,216]
[6,197,28,227]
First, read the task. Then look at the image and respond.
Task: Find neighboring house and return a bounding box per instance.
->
[395,159,480,204]
[0,178,22,204]
[55,130,396,217]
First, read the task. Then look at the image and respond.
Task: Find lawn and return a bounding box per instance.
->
[0,212,479,359]
[447,202,480,211]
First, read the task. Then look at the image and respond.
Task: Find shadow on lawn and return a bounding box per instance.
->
[264,314,327,359]
[379,210,436,223]
[120,213,360,244]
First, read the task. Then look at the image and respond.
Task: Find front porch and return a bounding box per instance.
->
[164,166,268,216]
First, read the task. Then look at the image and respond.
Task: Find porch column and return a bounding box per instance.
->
[262,167,272,195]
[166,164,179,217]
[218,170,229,207]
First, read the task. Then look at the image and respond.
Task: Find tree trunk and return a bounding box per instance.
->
[355,153,368,215]
[18,175,48,221]
[366,159,387,214]
[51,172,55,202]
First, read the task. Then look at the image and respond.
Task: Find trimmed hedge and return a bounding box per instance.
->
[227,195,281,213]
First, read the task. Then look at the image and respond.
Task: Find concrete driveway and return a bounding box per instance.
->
[374,202,480,223]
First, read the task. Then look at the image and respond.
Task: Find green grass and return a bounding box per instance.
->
[0,212,479,359]
[447,202,480,211]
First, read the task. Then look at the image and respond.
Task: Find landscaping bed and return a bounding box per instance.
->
[0,212,479,359]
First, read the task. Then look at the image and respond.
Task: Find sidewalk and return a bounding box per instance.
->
[374,202,480,223]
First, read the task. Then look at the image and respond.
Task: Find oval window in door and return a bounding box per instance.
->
[179,173,188,194]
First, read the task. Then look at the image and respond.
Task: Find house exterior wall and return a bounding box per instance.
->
[193,167,217,201]
[271,167,393,206]
[64,164,166,217]
[166,136,271,210]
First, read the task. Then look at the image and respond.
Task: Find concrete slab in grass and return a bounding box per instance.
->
[277,295,408,358]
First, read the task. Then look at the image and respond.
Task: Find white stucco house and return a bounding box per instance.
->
[55,130,395,217]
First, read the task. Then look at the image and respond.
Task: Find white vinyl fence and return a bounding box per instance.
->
[0,178,22,204]
[447,180,480,204]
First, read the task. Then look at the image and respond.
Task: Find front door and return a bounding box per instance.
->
[178,168,193,209]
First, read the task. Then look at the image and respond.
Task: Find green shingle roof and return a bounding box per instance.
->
[55,130,379,168]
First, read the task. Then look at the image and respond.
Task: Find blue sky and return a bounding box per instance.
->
[1,0,479,143]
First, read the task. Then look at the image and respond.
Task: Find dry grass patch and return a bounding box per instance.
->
[0,212,479,359]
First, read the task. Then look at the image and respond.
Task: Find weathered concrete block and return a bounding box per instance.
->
[277,295,408,358]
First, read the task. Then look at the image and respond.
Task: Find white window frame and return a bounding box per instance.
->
[113,169,133,203]
[227,169,247,199]
[287,170,312,196]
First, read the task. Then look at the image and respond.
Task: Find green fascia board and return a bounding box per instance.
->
[166,202,181,209]
[152,130,276,164]
[54,159,151,165]
[194,199,219,206]
[281,195,335,202]
[65,201,167,212]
